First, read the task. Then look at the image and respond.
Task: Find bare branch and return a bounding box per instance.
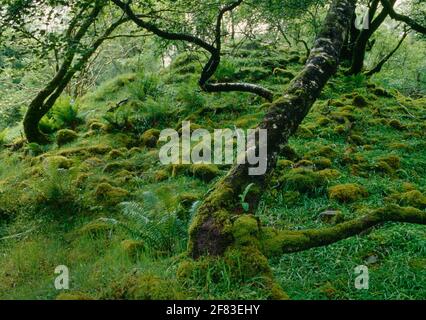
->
[380,0,426,34]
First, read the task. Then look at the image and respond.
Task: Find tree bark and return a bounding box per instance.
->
[23,8,127,143]
[189,0,357,258]
[348,0,396,75]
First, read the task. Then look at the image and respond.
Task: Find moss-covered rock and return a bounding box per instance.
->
[56,129,78,146]
[95,183,129,205]
[191,164,220,182]
[141,129,161,148]
[328,183,368,203]
[388,190,426,209]
[281,168,325,194]
[43,156,73,169]
[352,94,369,107]
[313,157,332,169]
[389,119,406,130]
[317,168,341,180]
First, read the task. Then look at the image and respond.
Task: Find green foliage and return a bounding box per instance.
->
[40,96,81,134]
[119,196,187,254]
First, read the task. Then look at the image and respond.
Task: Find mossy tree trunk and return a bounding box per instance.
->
[189,0,357,258]
[23,4,128,144]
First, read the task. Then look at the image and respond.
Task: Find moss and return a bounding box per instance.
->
[313,157,332,169]
[276,159,294,170]
[108,149,125,159]
[154,169,169,182]
[352,94,369,107]
[103,161,134,173]
[307,145,338,159]
[224,245,271,279]
[273,68,295,79]
[348,134,365,146]
[56,129,78,146]
[388,190,426,209]
[232,215,260,247]
[281,168,325,194]
[95,182,129,205]
[141,129,161,148]
[318,210,344,224]
[295,125,314,138]
[281,145,299,161]
[86,144,112,155]
[328,183,368,203]
[317,168,341,180]
[389,119,406,130]
[372,87,392,97]
[178,192,200,208]
[329,99,346,107]
[56,292,94,300]
[88,121,107,132]
[125,274,185,300]
[374,155,401,175]
[121,239,145,257]
[294,159,314,168]
[82,157,104,168]
[191,164,220,182]
[43,156,73,169]
[317,116,331,126]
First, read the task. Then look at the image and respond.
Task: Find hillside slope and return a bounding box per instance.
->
[0,45,425,299]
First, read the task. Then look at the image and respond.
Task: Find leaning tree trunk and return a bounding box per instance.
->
[189,0,357,258]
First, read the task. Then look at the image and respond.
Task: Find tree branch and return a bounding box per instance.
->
[365,30,408,76]
[261,205,426,257]
[380,0,426,34]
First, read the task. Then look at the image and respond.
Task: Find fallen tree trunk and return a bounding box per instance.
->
[189,0,357,258]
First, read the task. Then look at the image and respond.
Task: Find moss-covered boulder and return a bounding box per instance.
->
[191,164,220,182]
[141,129,161,148]
[43,155,73,169]
[95,183,129,205]
[328,183,368,203]
[388,190,426,209]
[281,168,325,194]
[56,129,78,146]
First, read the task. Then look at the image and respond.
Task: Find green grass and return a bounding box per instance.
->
[0,44,425,300]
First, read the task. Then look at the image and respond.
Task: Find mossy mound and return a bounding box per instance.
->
[191,164,220,182]
[141,129,161,148]
[56,129,78,146]
[121,240,145,257]
[95,183,129,205]
[352,94,369,107]
[328,183,368,203]
[388,190,426,209]
[281,168,325,194]
[42,155,73,169]
[123,274,185,300]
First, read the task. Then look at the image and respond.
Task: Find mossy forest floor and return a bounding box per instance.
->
[0,44,425,299]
